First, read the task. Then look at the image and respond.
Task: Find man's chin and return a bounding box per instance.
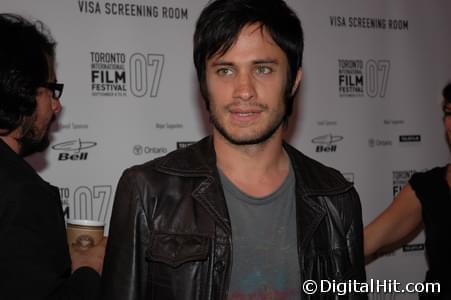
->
[20,135,50,157]
[211,117,283,146]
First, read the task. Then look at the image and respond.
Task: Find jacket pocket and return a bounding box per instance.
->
[146,232,210,268]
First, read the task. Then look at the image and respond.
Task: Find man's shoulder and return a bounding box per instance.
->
[412,165,446,182]
[0,148,43,189]
[0,151,59,222]
[409,165,447,195]
[284,143,352,194]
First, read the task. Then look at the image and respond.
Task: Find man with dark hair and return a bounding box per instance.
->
[0,14,104,300]
[102,0,366,299]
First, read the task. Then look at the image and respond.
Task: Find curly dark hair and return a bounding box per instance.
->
[0,14,56,134]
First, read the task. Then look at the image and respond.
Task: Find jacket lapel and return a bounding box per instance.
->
[157,136,232,233]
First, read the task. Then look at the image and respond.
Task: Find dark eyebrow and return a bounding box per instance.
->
[210,59,279,67]
[210,61,234,67]
[253,59,279,65]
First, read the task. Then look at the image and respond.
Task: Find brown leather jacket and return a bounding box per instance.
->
[102,136,367,299]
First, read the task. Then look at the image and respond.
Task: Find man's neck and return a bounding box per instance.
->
[214,128,290,197]
[0,135,21,155]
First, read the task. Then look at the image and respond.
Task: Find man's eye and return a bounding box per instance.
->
[217,68,233,76]
[444,111,451,117]
[255,66,272,74]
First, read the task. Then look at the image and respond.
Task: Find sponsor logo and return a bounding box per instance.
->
[156,122,183,130]
[368,138,392,148]
[59,122,89,130]
[383,119,405,125]
[133,145,167,156]
[78,1,189,20]
[403,243,425,252]
[338,59,390,98]
[399,134,421,143]
[52,138,97,161]
[330,15,408,31]
[59,185,113,222]
[176,141,196,149]
[133,145,143,156]
[317,120,338,126]
[90,51,164,98]
[312,134,343,153]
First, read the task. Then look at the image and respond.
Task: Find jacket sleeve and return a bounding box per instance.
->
[101,168,151,300]
[346,187,368,299]
[0,182,101,300]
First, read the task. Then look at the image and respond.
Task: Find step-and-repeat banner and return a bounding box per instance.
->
[2,0,451,298]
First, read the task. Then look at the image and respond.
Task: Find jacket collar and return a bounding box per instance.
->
[156,136,216,176]
[154,136,353,241]
[156,136,352,195]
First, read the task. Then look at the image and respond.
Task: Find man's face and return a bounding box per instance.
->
[20,65,62,156]
[205,23,300,145]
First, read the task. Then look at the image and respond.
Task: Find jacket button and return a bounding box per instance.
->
[214,261,225,272]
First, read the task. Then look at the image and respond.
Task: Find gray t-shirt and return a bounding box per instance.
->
[219,162,300,299]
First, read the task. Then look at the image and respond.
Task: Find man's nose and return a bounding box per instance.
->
[232,72,256,101]
[52,98,62,113]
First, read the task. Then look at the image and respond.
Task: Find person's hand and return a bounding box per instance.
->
[70,237,107,274]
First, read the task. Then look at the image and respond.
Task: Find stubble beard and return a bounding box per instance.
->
[19,115,55,157]
[209,102,285,146]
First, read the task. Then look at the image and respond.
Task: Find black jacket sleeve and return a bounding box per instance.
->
[0,182,101,300]
[101,168,152,300]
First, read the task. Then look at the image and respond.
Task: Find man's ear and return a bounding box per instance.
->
[290,68,303,96]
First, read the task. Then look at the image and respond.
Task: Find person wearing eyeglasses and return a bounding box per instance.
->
[364,83,451,299]
[0,14,105,300]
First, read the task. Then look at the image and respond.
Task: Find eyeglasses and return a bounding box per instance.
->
[40,82,64,99]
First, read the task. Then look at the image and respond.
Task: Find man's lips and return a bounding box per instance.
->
[230,109,262,114]
[229,109,262,122]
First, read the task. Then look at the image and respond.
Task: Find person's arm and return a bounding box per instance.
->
[364,184,422,257]
[101,168,151,300]
[0,183,101,300]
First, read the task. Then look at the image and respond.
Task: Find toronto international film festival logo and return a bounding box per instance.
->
[60,185,113,223]
[90,51,164,98]
[338,59,390,98]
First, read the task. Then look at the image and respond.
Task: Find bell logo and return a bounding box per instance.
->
[311,134,343,153]
[52,138,97,161]
[58,152,88,161]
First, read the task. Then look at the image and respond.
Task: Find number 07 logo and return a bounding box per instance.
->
[129,53,164,98]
